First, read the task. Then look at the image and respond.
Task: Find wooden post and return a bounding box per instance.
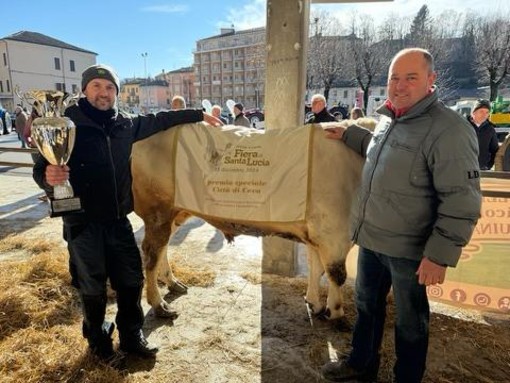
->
[262,0,310,276]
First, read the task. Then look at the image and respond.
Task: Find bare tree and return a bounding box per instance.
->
[399,6,460,100]
[468,12,510,100]
[347,14,390,114]
[378,12,410,52]
[429,10,468,101]
[307,10,349,102]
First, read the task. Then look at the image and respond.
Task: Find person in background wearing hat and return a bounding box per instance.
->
[305,94,336,123]
[32,64,221,362]
[467,99,499,170]
[233,102,250,127]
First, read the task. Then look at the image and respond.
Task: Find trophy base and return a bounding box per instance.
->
[49,197,83,217]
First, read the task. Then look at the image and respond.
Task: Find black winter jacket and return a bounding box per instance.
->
[467,116,499,170]
[305,108,336,123]
[33,102,203,224]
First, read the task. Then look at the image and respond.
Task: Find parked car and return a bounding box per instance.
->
[244,108,264,127]
[328,103,349,120]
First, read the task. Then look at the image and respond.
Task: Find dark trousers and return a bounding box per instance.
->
[348,247,429,383]
[64,216,144,295]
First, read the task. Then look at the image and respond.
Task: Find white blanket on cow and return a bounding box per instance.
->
[174,124,312,222]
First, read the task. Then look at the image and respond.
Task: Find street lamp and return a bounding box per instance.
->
[141,52,148,111]
[141,52,148,79]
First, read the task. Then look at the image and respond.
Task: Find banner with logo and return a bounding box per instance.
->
[174,125,312,223]
[346,178,510,315]
[427,191,510,314]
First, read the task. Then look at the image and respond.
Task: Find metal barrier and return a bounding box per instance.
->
[480,171,510,198]
[1,147,510,197]
[0,146,38,168]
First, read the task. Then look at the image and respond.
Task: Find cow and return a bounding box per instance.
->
[131,120,372,321]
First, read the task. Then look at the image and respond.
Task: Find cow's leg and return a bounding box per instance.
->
[156,219,188,294]
[305,245,326,316]
[142,218,178,318]
[319,241,353,320]
[157,257,188,294]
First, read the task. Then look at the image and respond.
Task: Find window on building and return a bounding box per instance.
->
[2,53,6,66]
[380,88,385,96]
[6,80,10,92]
[343,90,348,99]
[0,81,3,92]
[70,60,76,72]
[54,57,61,70]
[72,84,78,93]
[56,83,66,92]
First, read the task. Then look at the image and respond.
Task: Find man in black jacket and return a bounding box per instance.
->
[33,64,220,361]
[305,94,336,123]
[467,99,499,170]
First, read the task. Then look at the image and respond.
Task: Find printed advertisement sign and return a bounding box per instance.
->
[427,191,510,314]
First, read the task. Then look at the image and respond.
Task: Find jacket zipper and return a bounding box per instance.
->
[105,127,121,219]
[353,118,396,240]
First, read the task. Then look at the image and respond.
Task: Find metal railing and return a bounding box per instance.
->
[0,146,37,167]
[480,170,510,198]
[1,147,509,198]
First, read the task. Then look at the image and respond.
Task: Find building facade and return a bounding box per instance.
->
[119,79,142,112]
[139,79,170,113]
[155,67,195,108]
[119,78,171,113]
[0,31,96,112]
[193,27,266,110]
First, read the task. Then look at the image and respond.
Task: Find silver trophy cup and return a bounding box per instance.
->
[17,88,82,217]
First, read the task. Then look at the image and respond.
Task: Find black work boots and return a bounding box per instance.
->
[80,286,159,360]
[119,329,159,356]
[116,286,159,357]
[81,294,115,361]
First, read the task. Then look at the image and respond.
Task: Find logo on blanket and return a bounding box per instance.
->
[218,146,270,168]
[207,143,271,172]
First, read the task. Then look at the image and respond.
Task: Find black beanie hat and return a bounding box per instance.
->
[81,64,120,94]
[234,102,244,112]
[473,99,491,113]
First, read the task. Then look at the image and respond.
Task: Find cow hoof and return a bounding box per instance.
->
[154,302,179,319]
[169,279,188,294]
[315,307,331,320]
